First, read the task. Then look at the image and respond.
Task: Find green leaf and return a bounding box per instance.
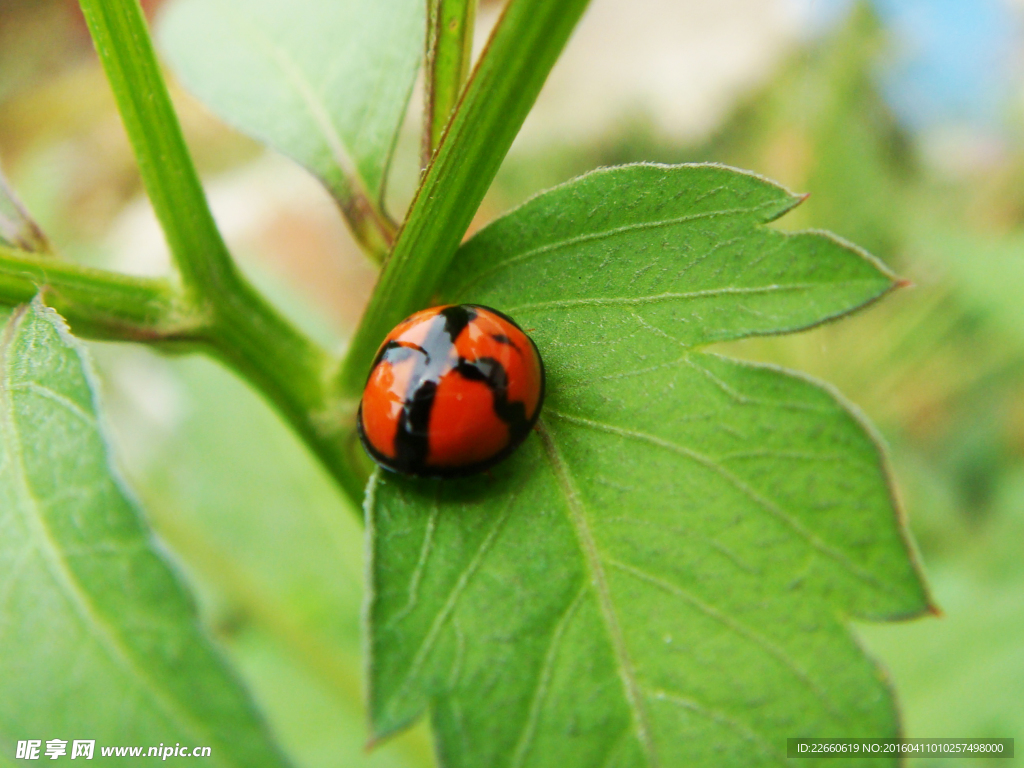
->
[366,165,930,767]
[158,0,424,256]
[0,168,49,254]
[448,164,899,356]
[0,301,287,767]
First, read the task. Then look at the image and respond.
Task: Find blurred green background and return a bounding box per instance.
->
[1,0,1021,765]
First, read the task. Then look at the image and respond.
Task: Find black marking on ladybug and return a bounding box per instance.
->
[439,304,475,344]
[489,333,522,353]
[393,378,436,472]
[455,357,530,439]
[360,304,545,478]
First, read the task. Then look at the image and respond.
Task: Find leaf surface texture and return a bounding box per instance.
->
[367,165,929,767]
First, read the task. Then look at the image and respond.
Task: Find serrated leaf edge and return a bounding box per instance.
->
[695,352,936,621]
[472,162,805,231]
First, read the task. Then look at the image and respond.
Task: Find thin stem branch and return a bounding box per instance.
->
[344,193,398,264]
[423,0,477,168]
[0,168,52,255]
[339,0,592,397]
[0,244,194,341]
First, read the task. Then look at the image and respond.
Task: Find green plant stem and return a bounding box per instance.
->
[78,0,239,302]
[0,244,193,340]
[76,0,368,504]
[338,0,592,397]
[423,0,477,167]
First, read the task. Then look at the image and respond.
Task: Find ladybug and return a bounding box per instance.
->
[358,304,545,478]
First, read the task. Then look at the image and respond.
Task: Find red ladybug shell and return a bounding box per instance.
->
[358,304,545,477]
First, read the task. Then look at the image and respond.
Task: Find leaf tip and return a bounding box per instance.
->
[893,277,915,290]
[363,718,413,754]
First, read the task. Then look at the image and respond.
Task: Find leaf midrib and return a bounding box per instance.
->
[536,420,658,767]
[0,307,237,768]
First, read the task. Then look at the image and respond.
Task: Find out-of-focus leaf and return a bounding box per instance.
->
[366,164,930,767]
[918,225,1024,346]
[158,0,423,240]
[860,571,1024,746]
[0,301,286,767]
[0,169,49,254]
[860,467,1024,743]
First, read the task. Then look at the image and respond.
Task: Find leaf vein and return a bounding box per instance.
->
[505,283,851,316]
[643,686,789,765]
[226,6,381,209]
[510,586,588,768]
[684,358,836,413]
[545,409,890,595]
[386,495,440,629]
[9,382,97,427]
[606,557,841,719]
[453,201,782,298]
[380,485,517,718]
